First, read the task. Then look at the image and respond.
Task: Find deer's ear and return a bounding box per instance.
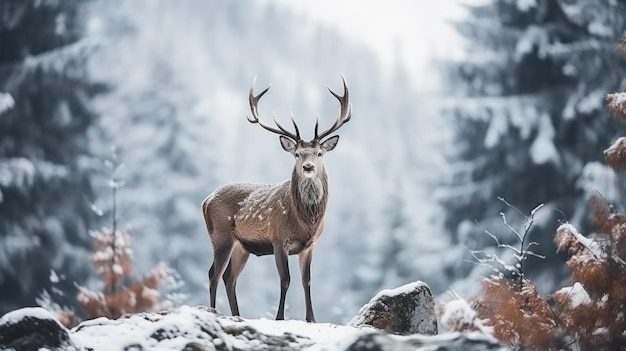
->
[280,136,297,153]
[321,135,339,152]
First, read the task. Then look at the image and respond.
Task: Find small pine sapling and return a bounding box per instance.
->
[468,198,545,288]
[470,200,563,349]
[77,150,170,321]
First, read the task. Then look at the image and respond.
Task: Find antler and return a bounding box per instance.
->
[248,77,301,141]
[314,74,352,141]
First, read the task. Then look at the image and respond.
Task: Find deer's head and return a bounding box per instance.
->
[247,75,352,181]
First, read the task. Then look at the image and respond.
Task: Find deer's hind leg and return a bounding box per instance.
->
[208,235,235,310]
[222,241,250,316]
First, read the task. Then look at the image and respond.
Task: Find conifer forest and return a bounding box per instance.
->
[1,1,626,349]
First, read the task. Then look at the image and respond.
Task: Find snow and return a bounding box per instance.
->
[1,305,511,350]
[607,92,626,105]
[49,270,60,283]
[577,89,604,114]
[607,92,626,117]
[440,299,476,329]
[0,158,35,189]
[556,282,591,308]
[515,0,537,12]
[372,281,428,301]
[605,136,626,157]
[72,307,211,350]
[557,223,603,258]
[0,92,15,115]
[112,263,124,275]
[0,307,61,326]
[71,306,363,350]
[515,26,547,59]
[530,113,558,165]
[242,318,364,350]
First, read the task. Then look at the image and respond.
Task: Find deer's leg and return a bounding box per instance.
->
[298,246,315,323]
[222,241,249,316]
[209,238,234,309]
[273,242,290,320]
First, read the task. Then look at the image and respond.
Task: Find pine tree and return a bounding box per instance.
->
[0,0,102,313]
[441,0,626,291]
[462,35,626,351]
[548,36,626,350]
[75,150,170,323]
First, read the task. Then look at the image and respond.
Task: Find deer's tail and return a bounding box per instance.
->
[201,196,214,235]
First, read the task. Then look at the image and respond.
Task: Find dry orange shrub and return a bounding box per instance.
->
[475,276,558,349]
[76,228,168,321]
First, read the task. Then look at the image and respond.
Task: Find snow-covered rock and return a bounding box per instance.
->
[349,281,437,335]
[0,304,508,350]
[0,307,71,350]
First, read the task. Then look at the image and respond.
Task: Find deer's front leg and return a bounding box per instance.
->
[273,242,290,320]
[299,246,315,322]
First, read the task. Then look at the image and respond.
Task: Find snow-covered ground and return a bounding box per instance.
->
[0,305,509,351]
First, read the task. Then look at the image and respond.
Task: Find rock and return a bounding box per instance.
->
[0,307,71,351]
[349,281,438,335]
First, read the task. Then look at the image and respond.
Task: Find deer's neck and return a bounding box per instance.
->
[290,170,328,225]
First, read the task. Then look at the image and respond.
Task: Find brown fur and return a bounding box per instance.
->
[202,143,331,322]
[203,75,350,323]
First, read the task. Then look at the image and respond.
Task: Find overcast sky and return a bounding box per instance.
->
[265,0,467,82]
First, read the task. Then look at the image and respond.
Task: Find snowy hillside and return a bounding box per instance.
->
[0,306,508,351]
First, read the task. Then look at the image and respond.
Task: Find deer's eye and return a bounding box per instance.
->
[295,153,300,158]
[317,152,322,157]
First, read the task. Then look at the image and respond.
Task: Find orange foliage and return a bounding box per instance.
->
[606,94,626,123]
[475,276,559,349]
[551,193,626,349]
[77,261,167,320]
[90,229,134,293]
[476,212,626,350]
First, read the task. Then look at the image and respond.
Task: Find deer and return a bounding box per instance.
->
[201,75,352,323]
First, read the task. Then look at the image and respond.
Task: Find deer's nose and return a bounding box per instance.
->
[303,163,315,173]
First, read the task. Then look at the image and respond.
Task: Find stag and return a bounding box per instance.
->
[201,75,352,322]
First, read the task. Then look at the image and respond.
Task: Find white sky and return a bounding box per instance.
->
[265,0,467,80]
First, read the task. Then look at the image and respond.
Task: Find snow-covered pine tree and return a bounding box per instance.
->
[466,34,626,351]
[440,0,626,292]
[0,0,101,314]
[549,36,626,350]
